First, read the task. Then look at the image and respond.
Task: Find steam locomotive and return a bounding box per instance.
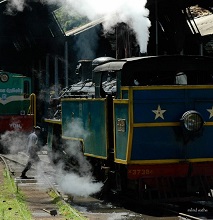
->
[0,71,35,134]
[45,55,213,202]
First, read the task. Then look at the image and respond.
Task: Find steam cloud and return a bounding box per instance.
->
[57,171,103,197]
[0,123,103,197]
[52,118,103,197]
[3,0,149,196]
[6,0,151,53]
[0,130,28,153]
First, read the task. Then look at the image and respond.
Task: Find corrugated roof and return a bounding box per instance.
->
[194,14,213,36]
[65,17,105,36]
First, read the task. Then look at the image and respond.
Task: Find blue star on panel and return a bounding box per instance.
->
[152,105,166,120]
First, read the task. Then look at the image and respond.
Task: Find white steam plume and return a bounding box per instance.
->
[63,117,89,139]
[6,0,151,53]
[57,171,103,197]
[0,130,28,153]
[54,119,103,197]
[5,0,26,15]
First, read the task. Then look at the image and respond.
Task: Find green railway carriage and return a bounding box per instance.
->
[0,71,35,134]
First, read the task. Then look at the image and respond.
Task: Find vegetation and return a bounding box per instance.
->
[54,7,90,32]
[0,169,32,220]
[48,189,87,220]
[0,165,86,220]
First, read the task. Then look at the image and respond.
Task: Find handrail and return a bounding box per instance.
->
[28,93,36,126]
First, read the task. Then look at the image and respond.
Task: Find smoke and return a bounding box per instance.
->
[74,26,100,60]
[6,0,151,53]
[0,130,28,153]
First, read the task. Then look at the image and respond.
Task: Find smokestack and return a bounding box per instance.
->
[75,60,92,82]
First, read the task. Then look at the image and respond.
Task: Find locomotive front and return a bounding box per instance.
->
[94,55,213,201]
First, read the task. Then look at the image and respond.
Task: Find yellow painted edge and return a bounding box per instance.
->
[127,158,213,164]
[113,99,129,104]
[204,122,213,126]
[127,88,133,163]
[44,119,62,125]
[121,85,213,90]
[133,122,213,127]
[114,158,128,164]
[62,136,84,141]
[62,98,106,101]
[84,153,107,160]
[134,122,180,127]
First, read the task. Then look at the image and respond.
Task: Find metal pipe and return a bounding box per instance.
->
[200,43,203,56]
[64,41,68,87]
[45,54,50,117]
[155,0,158,55]
[54,55,59,97]
[46,54,49,89]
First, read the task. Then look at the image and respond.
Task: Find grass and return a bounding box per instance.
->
[48,189,87,220]
[0,165,86,220]
[0,169,32,220]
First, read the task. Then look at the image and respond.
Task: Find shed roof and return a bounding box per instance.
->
[194,14,213,36]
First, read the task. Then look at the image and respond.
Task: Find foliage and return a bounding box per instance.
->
[0,169,32,220]
[48,189,87,220]
[54,7,90,32]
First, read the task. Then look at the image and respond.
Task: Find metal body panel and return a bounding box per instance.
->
[62,99,108,158]
[0,72,34,134]
[0,115,34,133]
[0,73,31,115]
[114,86,213,164]
[114,101,129,161]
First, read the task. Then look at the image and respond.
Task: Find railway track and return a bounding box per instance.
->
[2,152,213,219]
[162,200,213,219]
[0,153,84,219]
[0,154,30,220]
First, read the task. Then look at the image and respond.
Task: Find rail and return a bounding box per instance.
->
[0,154,85,220]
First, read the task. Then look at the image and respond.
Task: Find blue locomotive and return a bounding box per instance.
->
[45,55,213,202]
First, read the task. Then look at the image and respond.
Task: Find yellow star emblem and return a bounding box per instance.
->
[207,106,213,119]
[152,105,166,120]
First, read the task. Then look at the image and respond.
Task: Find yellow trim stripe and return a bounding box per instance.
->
[62,98,106,101]
[84,153,107,160]
[204,122,213,126]
[114,158,213,165]
[133,122,213,127]
[128,158,213,164]
[134,122,180,127]
[45,119,62,125]
[127,88,133,162]
[122,85,213,90]
[113,99,129,104]
[114,158,127,164]
[62,136,83,141]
